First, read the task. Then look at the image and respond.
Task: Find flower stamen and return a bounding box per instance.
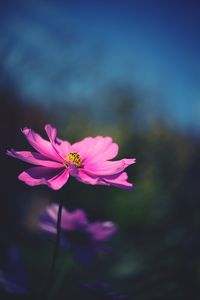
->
[64,152,82,168]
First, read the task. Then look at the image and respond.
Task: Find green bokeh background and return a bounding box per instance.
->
[1,89,200,299]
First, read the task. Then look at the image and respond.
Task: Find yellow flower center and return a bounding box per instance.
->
[64,152,82,168]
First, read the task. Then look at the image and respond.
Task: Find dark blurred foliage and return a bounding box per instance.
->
[0,247,28,300]
[1,77,200,300]
[79,283,127,300]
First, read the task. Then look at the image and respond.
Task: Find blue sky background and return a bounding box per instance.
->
[0,0,200,129]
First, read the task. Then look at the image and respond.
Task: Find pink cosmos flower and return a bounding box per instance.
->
[7,124,135,190]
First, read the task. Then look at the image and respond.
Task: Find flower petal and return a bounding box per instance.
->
[7,150,63,168]
[88,221,117,241]
[61,209,89,230]
[75,170,105,186]
[71,136,119,162]
[103,172,134,190]
[18,167,69,190]
[39,222,57,235]
[22,127,62,162]
[75,170,133,189]
[86,137,119,163]
[44,204,59,222]
[44,124,57,144]
[39,205,59,238]
[45,124,71,159]
[39,205,89,239]
[70,137,93,158]
[55,137,71,158]
[84,158,136,176]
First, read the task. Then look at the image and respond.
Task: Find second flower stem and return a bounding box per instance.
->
[41,200,63,300]
[49,200,63,277]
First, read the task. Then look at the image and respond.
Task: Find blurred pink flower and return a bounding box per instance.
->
[39,204,117,264]
[7,124,135,190]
